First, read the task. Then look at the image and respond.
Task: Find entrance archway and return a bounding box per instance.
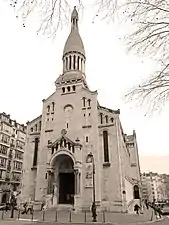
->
[53,154,75,205]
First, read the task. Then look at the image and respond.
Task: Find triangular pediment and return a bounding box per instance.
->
[48,129,82,148]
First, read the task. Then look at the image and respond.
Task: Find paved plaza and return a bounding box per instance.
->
[0,208,166,225]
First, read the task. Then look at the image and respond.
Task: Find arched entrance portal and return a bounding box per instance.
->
[52,154,75,205]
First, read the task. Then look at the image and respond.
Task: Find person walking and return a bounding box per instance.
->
[27,201,33,214]
[134,204,140,215]
[21,202,28,214]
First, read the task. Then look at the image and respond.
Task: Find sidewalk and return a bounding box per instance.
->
[0,208,155,224]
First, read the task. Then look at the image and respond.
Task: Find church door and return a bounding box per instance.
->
[59,172,75,204]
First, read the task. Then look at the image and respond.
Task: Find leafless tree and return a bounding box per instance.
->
[7,0,169,112]
[7,0,83,37]
[96,0,169,113]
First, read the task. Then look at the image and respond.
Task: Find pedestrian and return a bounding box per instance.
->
[21,202,28,214]
[134,204,140,215]
[27,201,33,214]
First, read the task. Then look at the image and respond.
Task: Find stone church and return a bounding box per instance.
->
[21,7,141,212]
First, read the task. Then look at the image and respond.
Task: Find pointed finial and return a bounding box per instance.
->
[71,6,78,29]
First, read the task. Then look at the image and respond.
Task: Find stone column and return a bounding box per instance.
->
[47,171,52,194]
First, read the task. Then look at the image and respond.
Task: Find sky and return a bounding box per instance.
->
[0,1,169,173]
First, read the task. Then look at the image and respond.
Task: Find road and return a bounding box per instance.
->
[0,216,168,225]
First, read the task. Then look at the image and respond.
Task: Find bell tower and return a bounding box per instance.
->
[62,6,86,76]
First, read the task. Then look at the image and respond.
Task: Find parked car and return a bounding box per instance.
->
[161,203,169,215]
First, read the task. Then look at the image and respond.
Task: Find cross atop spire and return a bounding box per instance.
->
[71,6,78,30]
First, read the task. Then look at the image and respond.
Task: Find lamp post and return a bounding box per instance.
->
[88,152,97,222]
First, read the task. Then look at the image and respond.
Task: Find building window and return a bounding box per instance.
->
[35,124,37,131]
[72,85,76,91]
[88,99,91,107]
[39,121,41,131]
[89,113,90,116]
[66,57,68,70]
[45,173,47,179]
[47,105,50,113]
[100,113,103,124]
[33,138,39,167]
[31,128,33,132]
[62,87,65,93]
[133,185,140,199]
[67,123,68,128]
[69,55,72,69]
[73,55,76,69]
[86,136,89,142]
[77,56,80,70]
[82,97,85,107]
[103,130,109,162]
[52,102,55,111]
[84,114,85,117]
[105,115,108,123]
[67,86,70,92]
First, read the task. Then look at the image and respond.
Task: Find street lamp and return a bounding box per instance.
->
[88,152,97,222]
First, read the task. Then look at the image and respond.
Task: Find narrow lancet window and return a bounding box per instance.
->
[100,113,103,124]
[69,55,72,69]
[105,115,108,123]
[52,102,55,111]
[103,131,109,162]
[82,97,85,107]
[77,56,80,70]
[33,138,39,166]
[73,55,76,70]
[66,57,68,70]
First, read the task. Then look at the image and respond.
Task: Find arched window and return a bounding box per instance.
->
[105,115,108,123]
[82,97,85,107]
[77,56,80,70]
[73,55,76,69]
[35,124,37,131]
[69,55,72,69]
[66,57,68,70]
[33,138,39,167]
[67,86,70,92]
[88,99,91,107]
[62,87,65,93]
[103,131,109,162]
[100,113,103,124]
[133,185,140,199]
[72,85,76,91]
[52,102,55,111]
[39,121,41,131]
[81,58,83,71]
[47,105,50,113]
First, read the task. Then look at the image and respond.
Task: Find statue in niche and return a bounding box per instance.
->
[85,164,93,187]
[53,183,58,196]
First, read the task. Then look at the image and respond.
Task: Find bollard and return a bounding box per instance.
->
[102,211,106,223]
[69,210,72,222]
[31,209,34,222]
[18,208,20,220]
[55,210,58,222]
[84,211,87,222]
[42,210,45,221]
[1,210,4,220]
[150,210,153,221]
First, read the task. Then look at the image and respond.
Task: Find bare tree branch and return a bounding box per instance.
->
[96,0,169,113]
[7,0,83,37]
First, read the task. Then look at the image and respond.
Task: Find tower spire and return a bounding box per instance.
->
[71,6,79,30]
[62,6,86,75]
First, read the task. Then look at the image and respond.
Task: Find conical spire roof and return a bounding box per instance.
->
[63,6,85,56]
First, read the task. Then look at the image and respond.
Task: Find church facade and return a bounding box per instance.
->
[21,7,141,212]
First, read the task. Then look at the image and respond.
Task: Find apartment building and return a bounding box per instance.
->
[0,112,26,203]
[141,172,167,202]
